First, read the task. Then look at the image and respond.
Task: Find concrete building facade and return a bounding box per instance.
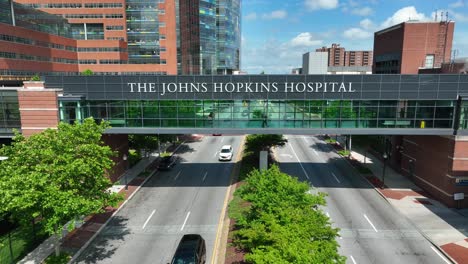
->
[302,52,328,74]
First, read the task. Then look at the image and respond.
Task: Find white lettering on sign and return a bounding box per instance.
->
[127,82,357,95]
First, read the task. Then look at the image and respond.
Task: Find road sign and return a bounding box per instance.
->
[455,178,468,186]
[454,193,464,201]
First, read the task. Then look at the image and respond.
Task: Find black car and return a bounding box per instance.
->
[158,155,177,170]
[169,234,206,264]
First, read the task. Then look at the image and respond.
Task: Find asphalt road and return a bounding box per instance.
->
[75,135,242,264]
[276,135,451,264]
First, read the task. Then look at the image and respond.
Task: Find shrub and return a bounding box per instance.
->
[128,149,141,167]
[337,150,350,157]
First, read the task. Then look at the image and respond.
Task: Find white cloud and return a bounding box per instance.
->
[305,0,339,11]
[262,10,287,19]
[343,28,372,39]
[449,0,465,8]
[451,10,468,22]
[245,12,257,21]
[380,6,429,28]
[241,33,324,74]
[360,18,375,30]
[351,6,373,16]
[289,32,323,47]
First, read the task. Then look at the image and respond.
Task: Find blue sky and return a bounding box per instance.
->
[240,0,468,74]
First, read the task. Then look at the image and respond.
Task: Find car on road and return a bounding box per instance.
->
[218,145,233,161]
[212,133,222,136]
[158,155,177,170]
[169,234,206,264]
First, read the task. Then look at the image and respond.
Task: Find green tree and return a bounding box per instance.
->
[128,134,159,156]
[0,118,122,256]
[232,166,345,263]
[245,134,287,153]
[82,69,94,76]
[30,74,41,81]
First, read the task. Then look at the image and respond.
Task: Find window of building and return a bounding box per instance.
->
[425,54,435,68]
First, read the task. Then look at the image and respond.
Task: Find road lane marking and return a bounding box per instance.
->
[142,210,156,230]
[213,151,218,158]
[350,255,357,264]
[174,171,181,181]
[202,172,208,182]
[331,172,341,183]
[312,149,319,156]
[280,154,293,158]
[181,211,191,231]
[289,143,310,179]
[220,137,224,143]
[363,214,378,232]
[431,246,451,264]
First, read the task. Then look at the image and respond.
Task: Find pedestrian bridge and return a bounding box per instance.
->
[2,74,468,137]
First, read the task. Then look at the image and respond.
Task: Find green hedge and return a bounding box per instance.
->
[229,166,345,263]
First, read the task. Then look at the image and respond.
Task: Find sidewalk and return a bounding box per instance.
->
[18,135,202,264]
[345,144,468,264]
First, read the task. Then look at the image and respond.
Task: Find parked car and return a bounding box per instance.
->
[218,145,233,161]
[158,155,177,170]
[169,234,206,264]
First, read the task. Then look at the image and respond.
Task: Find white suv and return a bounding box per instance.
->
[219,145,233,161]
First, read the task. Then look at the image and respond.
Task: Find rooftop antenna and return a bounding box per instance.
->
[446,11,449,22]
[435,9,438,21]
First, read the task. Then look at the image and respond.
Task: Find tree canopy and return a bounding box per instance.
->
[0,118,122,238]
[231,166,345,263]
[245,134,288,153]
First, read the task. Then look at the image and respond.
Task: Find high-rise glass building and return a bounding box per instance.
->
[5,0,240,76]
[180,0,240,75]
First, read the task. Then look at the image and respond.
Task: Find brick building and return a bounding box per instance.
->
[373,21,455,74]
[316,43,373,67]
[0,0,241,78]
[373,20,467,208]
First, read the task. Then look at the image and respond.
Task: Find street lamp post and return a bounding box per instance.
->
[382,153,388,188]
[122,154,128,190]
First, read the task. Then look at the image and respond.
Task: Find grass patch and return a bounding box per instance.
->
[325,138,337,144]
[44,252,71,264]
[337,150,350,156]
[238,151,257,182]
[0,224,48,264]
[228,192,250,220]
[357,166,372,174]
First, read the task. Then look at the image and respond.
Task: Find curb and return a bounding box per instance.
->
[323,140,457,264]
[212,136,245,264]
[68,140,187,263]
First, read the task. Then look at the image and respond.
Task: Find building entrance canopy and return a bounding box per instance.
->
[44,74,468,135]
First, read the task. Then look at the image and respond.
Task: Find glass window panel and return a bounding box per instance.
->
[160,107,177,118]
[378,107,397,118]
[416,107,434,118]
[435,107,454,119]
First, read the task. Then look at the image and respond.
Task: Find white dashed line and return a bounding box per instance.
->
[331,172,341,183]
[174,171,181,181]
[363,214,378,232]
[181,211,191,231]
[213,151,218,158]
[202,172,208,182]
[431,246,451,264]
[350,255,357,264]
[289,143,310,179]
[142,210,156,230]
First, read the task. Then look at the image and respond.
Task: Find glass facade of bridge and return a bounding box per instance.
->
[59,99,457,129]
